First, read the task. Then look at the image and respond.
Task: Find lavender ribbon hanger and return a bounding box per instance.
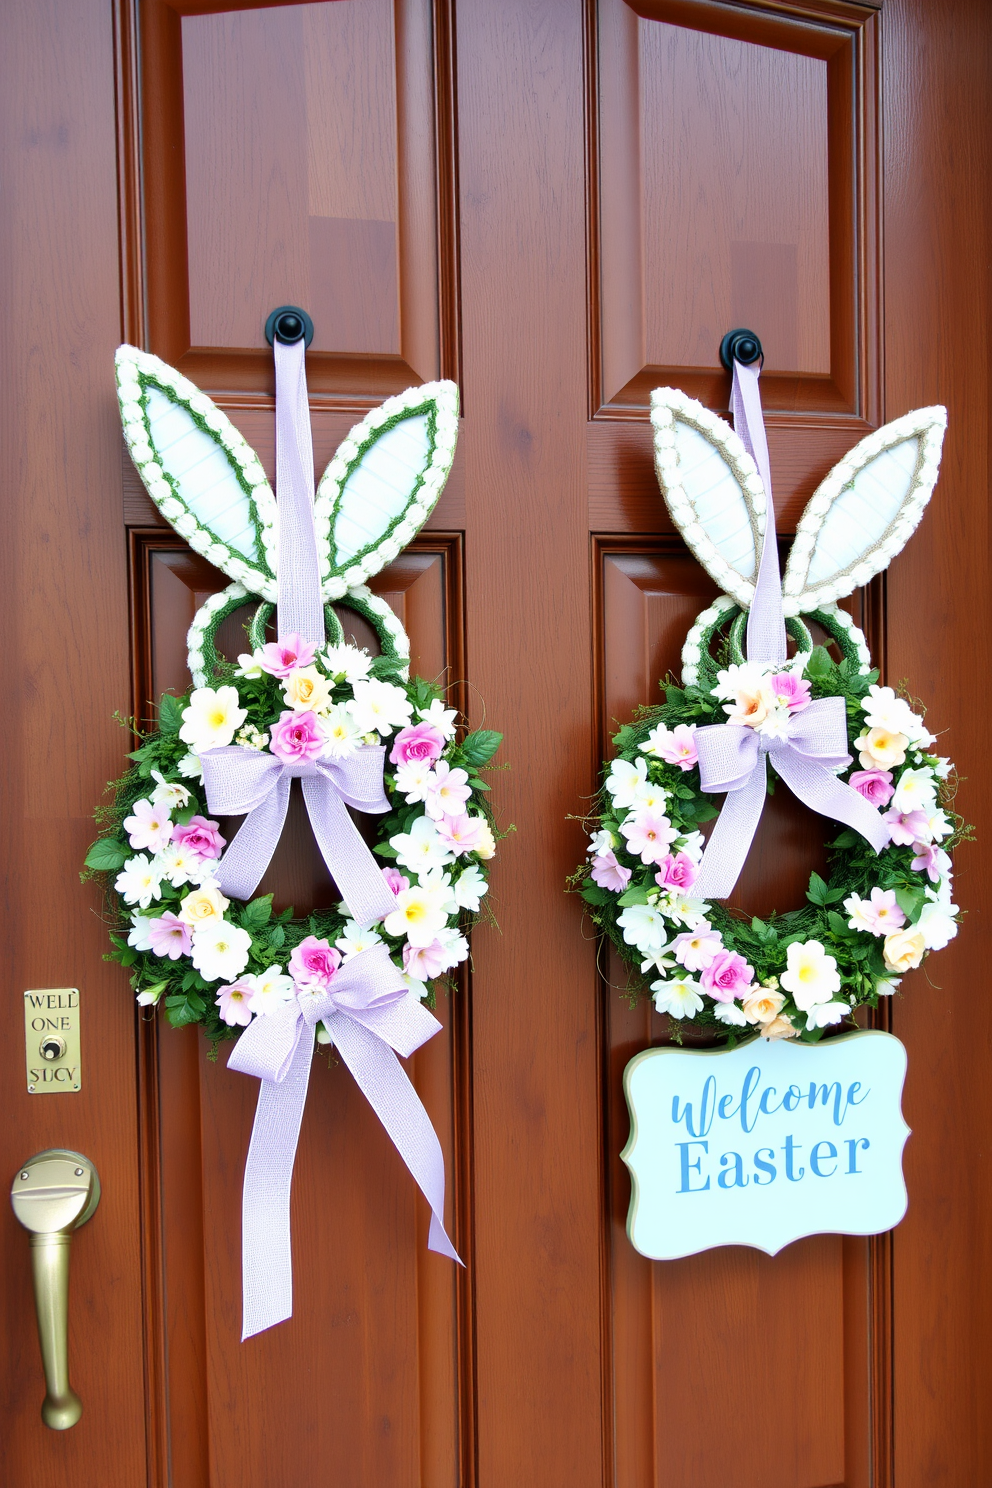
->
[691,358,890,902]
[210,334,459,1340]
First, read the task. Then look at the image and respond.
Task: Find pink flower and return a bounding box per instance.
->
[849,769,895,808]
[123,798,173,852]
[654,852,698,892]
[146,911,193,960]
[288,935,341,991]
[258,633,317,678]
[769,673,811,712]
[700,948,754,1003]
[849,887,906,936]
[269,710,325,765]
[216,978,254,1027]
[619,808,678,865]
[424,760,472,821]
[590,850,631,892]
[389,722,445,767]
[883,807,931,846]
[382,867,411,896]
[657,725,698,771]
[673,924,723,971]
[435,813,485,856]
[171,814,226,860]
[403,938,452,980]
[910,841,943,882]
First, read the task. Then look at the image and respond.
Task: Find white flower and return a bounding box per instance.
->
[587,828,615,857]
[136,984,166,1007]
[244,964,295,1014]
[891,766,938,815]
[712,1000,748,1026]
[323,643,373,682]
[604,756,648,810]
[401,971,431,1001]
[659,892,709,928]
[434,925,469,967]
[179,686,247,753]
[640,952,677,977]
[780,939,842,1011]
[417,698,458,740]
[177,751,204,781]
[154,841,214,888]
[383,883,451,947]
[452,864,488,912]
[863,685,933,745]
[395,757,433,803]
[417,868,458,913]
[651,976,704,1019]
[922,806,952,842]
[115,854,164,909]
[917,880,959,950]
[190,919,252,982]
[678,830,705,863]
[320,703,363,759]
[347,678,413,736]
[617,902,668,955]
[235,725,268,751]
[235,651,264,678]
[128,914,155,951]
[631,776,670,812]
[334,922,384,960]
[391,815,456,874]
[711,660,770,701]
[875,976,902,996]
[933,756,952,779]
[805,1001,850,1031]
[150,770,191,809]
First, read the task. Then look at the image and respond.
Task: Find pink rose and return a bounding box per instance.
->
[769,673,811,712]
[258,632,317,678]
[288,935,341,991]
[172,814,226,859]
[590,850,631,893]
[269,710,325,765]
[700,948,754,1003]
[654,851,698,892]
[849,769,894,808]
[147,911,193,960]
[382,867,411,896]
[389,722,445,767]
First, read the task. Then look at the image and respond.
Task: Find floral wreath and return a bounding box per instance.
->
[85,346,502,1042]
[574,374,967,1044]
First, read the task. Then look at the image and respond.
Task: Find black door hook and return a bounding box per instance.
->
[264,305,315,347]
[719,328,763,370]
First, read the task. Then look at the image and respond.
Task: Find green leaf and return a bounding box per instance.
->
[680,796,719,823]
[374,842,399,858]
[580,883,611,906]
[84,837,129,872]
[829,829,859,849]
[459,730,502,768]
[827,910,855,938]
[240,894,273,930]
[158,692,185,734]
[805,645,835,680]
[467,775,491,793]
[895,886,925,922]
[268,924,286,948]
[665,685,685,705]
[617,884,650,907]
[807,872,829,906]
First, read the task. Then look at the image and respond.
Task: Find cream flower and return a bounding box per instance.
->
[761,1014,799,1040]
[882,926,926,973]
[742,988,786,1025]
[190,919,252,982]
[283,666,333,715]
[178,885,230,927]
[862,685,933,745]
[320,703,363,759]
[179,686,247,754]
[723,679,775,730]
[855,727,908,771]
[474,820,497,860]
[780,939,842,1011]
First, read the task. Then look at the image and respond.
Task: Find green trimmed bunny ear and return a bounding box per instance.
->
[314,381,460,599]
[115,345,277,599]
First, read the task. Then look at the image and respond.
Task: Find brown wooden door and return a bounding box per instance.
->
[2,0,990,1483]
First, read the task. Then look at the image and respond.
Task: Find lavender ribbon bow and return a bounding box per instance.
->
[228,943,461,1340]
[691,359,889,902]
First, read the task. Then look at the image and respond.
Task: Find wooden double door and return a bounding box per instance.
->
[2,0,990,1483]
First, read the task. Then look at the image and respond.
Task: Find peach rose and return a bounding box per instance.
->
[178,885,230,927]
[883,926,926,973]
[856,727,908,771]
[742,988,786,1025]
[761,1014,799,1041]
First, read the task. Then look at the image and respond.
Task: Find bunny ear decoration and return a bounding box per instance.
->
[781,407,946,615]
[315,382,460,599]
[650,387,768,610]
[115,346,277,599]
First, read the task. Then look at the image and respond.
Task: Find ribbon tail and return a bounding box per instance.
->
[238,1028,314,1340]
[215,773,292,901]
[301,775,396,925]
[732,358,786,666]
[274,336,324,646]
[330,1016,462,1265]
[771,749,890,855]
[692,756,769,901]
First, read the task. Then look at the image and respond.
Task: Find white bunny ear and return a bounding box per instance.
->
[782,406,946,615]
[314,381,459,600]
[116,345,277,599]
[650,387,767,608]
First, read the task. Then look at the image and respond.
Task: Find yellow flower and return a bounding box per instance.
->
[742,988,785,1025]
[283,666,333,715]
[474,821,497,860]
[761,1014,799,1041]
[856,727,908,770]
[883,926,926,973]
[178,885,230,927]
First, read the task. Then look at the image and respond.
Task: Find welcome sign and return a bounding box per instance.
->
[622,1031,910,1259]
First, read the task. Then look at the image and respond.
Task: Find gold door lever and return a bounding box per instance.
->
[10,1149,100,1429]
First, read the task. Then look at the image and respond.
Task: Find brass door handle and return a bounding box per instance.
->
[10,1149,100,1429]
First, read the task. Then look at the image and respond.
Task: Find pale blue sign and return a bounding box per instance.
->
[622,1030,910,1259]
